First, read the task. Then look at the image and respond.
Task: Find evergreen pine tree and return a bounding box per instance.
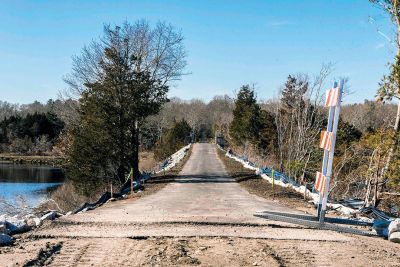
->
[65,23,183,193]
[229,85,277,151]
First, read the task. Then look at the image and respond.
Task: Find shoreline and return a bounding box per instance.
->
[0,154,64,167]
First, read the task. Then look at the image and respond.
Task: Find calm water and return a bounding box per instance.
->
[0,162,64,212]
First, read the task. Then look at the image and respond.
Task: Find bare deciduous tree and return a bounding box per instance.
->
[64,20,187,98]
[274,64,333,180]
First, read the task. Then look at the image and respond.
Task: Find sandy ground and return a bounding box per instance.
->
[1,143,400,266]
[3,236,400,267]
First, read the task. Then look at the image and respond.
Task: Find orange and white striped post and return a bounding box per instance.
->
[319,131,333,151]
[316,80,343,223]
[315,172,326,195]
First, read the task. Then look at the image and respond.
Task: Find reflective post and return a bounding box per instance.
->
[317,81,337,218]
[319,79,344,223]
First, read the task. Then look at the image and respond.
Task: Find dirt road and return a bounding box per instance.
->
[2,143,400,266]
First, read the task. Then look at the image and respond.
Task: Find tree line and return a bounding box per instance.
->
[0,99,74,155]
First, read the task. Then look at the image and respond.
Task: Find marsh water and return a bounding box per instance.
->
[0,162,64,213]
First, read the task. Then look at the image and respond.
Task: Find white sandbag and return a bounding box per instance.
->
[389,231,400,243]
[388,219,400,236]
[40,211,58,221]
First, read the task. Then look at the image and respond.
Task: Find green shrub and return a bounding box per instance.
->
[154,119,191,161]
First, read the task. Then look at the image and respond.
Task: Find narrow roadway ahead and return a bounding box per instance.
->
[35,143,348,241]
[70,143,294,224]
[13,143,400,266]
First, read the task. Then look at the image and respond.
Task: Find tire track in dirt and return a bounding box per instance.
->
[48,239,141,267]
[268,243,318,267]
[23,242,63,266]
[3,235,399,266]
[266,239,400,267]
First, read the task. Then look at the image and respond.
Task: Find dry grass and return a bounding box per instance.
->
[36,182,105,214]
[133,147,192,198]
[226,145,279,170]
[139,151,157,172]
[216,147,315,213]
[131,145,194,200]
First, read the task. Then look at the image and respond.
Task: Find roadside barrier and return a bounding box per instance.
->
[219,145,374,217]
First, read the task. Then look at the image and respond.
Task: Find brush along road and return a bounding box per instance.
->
[2,143,400,266]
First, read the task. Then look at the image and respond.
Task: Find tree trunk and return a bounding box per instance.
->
[117,130,126,183]
[364,178,372,206]
[373,174,379,207]
[132,120,140,183]
[121,120,140,191]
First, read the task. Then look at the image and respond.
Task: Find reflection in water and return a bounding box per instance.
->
[0,162,65,211]
[0,163,64,183]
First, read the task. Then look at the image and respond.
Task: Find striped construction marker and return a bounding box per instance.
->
[315,172,326,195]
[319,131,333,151]
[325,86,340,107]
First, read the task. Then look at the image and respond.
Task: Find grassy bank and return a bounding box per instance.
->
[216,146,315,214]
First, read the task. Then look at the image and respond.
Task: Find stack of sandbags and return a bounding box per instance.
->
[388,219,400,243]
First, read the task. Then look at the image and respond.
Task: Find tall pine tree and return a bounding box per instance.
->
[229,85,277,152]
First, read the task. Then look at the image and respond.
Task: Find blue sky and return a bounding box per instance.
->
[0,0,396,104]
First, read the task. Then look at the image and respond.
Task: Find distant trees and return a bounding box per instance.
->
[148,96,234,145]
[0,101,18,120]
[207,95,234,136]
[341,101,396,132]
[154,119,192,160]
[0,99,77,126]
[0,94,235,158]
[0,112,64,154]
[65,21,186,193]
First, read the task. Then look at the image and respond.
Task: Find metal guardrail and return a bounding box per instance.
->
[254,211,377,237]
[256,211,373,226]
[260,167,300,187]
[222,145,394,236]
[225,148,300,187]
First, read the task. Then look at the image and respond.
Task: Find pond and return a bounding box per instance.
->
[0,162,65,214]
